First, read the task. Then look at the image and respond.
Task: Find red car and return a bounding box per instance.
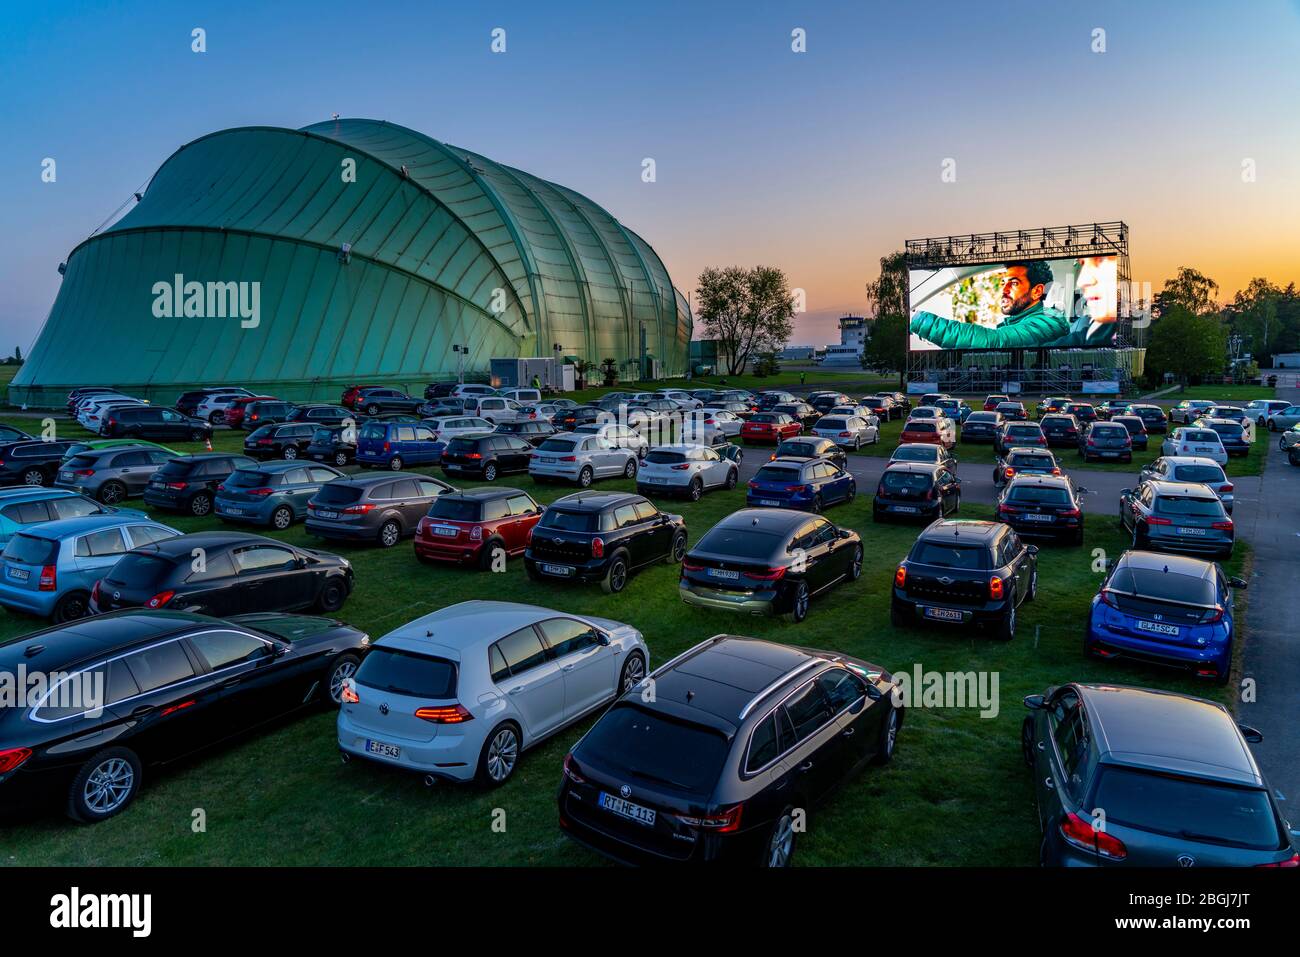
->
[223,395,277,428]
[983,394,1009,411]
[900,419,955,449]
[740,412,802,444]
[340,385,365,409]
[414,487,542,568]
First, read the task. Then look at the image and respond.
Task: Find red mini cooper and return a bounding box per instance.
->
[414,487,543,569]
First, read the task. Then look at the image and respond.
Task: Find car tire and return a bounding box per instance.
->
[270,505,294,530]
[890,599,906,628]
[189,491,213,517]
[809,494,823,514]
[1021,718,1036,768]
[995,603,1016,641]
[665,530,687,564]
[1025,567,1038,602]
[283,445,298,460]
[618,652,646,695]
[66,747,142,823]
[52,590,91,623]
[324,653,360,705]
[724,469,738,491]
[21,467,46,486]
[600,551,630,594]
[873,706,900,765]
[189,428,206,441]
[687,478,702,502]
[378,520,401,548]
[577,466,594,487]
[333,451,349,467]
[209,412,223,425]
[366,404,381,416]
[480,461,499,482]
[784,580,810,623]
[388,456,403,471]
[479,538,505,571]
[623,458,638,480]
[97,480,127,505]
[317,578,348,612]
[763,806,798,867]
[476,722,521,787]
[525,560,543,582]
[848,543,864,580]
[845,482,856,503]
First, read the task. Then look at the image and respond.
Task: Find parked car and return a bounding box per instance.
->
[555,405,604,432]
[463,395,527,425]
[994,421,1048,455]
[680,509,862,623]
[65,387,120,414]
[1061,402,1099,425]
[933,398,973,424]
[0,488,145,549]
[287,404,355,428]
[557,635,899,865]
[1118,480,1234,559]
[1244,399,1290,427]
[1078,421,1133,463]
[637,444,738,501]
[772,402,819,430]
[56,445,177,505]
[995,400,1029,422]
[1039,413,1081,447]
[1127,403,1168,433]
[414,488,543,569]
[1086,550,1244,684]
[305,426,357,467]
[90,531,354,617]
[306,473,456,547]
[529,433,639,487]
[500,387,543,404]
[769,436,846,469]
[695,408,744,437]
[756,390,798,410]
[891,519,1038,640]
[872,462,961,522]
[423,381,458,400]
[995,474,1086,544]
[493,419,558,447]
[1169,399,1216,425]
[102,406,211,442]
[236,400,296,432]
[342,386,424,416]
[175,387,252,416]
[810,414,878,450]
[0,609,369,822]
[1021,682,1295,865]
[1161,426,1228,466]
[243,422,318,460]
[1035,396,1073,418]
[0,515,179,621]
[864,393,900,420]
[983,394,1009,412]
[959,411,1003,443]
[1191,417,1251,457]
[0,425,34,445]
[0,440,77,487]
[572,422,649,458]
[808,392,853,415]
[441,433,535,482]
[658,389,703,410]
[523,491,686,593]
[1095,399,1132,420]
[355,420,443,470]
[59,439,179,467]
[339,601,647,787]
[193,391,252,425]
[418,398,467,418]
[887,443,957,471]
[746,457,855,513]
[451,383,499,400]
[215,461,346,530]
[143,452,258,517]
[423,414,495,444]
[1110,414,1150,451]
[993,447,1061,488]
[80,397,148,432]
[918,392,950,408]
[223,395,277,429]
[1265,404,1300,432]
[1139,456,1234,512]
[900,417,957,449]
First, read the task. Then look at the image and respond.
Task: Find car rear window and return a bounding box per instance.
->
[537,438,578,453]
[892,447,935,461]
[1184,431,1221,443]
[104,554,175,588]
[539,509,600,532]
[1155,496,1225,517]
[882,471,932,491]
[753,465,802,483]
[447,437,482,452]
[1092,767,1282,850]
[576,703,728,796]
[1109,565,1216,605]
[1008,425,1041,436]
[1007,485,1071,505]
[224,470,272,488]
[427,498,481,521]
[695,524,783,559]
[154,460,197,479]
[749,413,778,424]
[1008,454,1055,469]
[64,455,98,470]
[818,418,848,430]
[967,413,997,423]
[1172,465,1226,484]
[1208,422,1243,437]
[312,428,337,444]
[911,541,987,569]
[644,450,686,465]
[358,423,387,441]
[313,484,364,506]
[905,422,936,433]
[354,647,457,699]
[2,533,58,565]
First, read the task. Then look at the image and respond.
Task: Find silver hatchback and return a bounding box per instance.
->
[636,444,739,500]
[529,433,638,487]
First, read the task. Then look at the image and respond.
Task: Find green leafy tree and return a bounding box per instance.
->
[695,266,796,375]
[863,252,908,381]
[1228,277,1281,363]
[862,314,907,374]
[1155,267,1220,317]
[1145,304,1229,383]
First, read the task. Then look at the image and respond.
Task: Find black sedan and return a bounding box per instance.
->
[288,404,356,428]
[556,406,604,432]
[0,609,369,822]
[1039,414,1081,448]
[90,530,354,617]
[680,508,863,622]
[995,474,1086,545]
[244,422,319,460]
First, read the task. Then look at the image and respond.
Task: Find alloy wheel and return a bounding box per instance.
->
[486,727,519,782]
[84,758,134,815]
[620,655,646,693]
[768,813,795,867]
[328,659,357,703]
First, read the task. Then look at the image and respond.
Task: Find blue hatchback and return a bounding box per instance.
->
[0,488,145,548]
[355,421,442,469]
[215,461,347,530]
[934,398,972,424]
[745,456,856,512]
[1085,550,1243,684]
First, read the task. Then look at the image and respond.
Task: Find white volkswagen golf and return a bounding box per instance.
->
[338,601,648,786]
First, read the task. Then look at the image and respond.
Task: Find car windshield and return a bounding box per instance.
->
[577,704,728,797]
[355,647,457,699]
[539,509,599,532]
[1092,767,1281,850]
[1155,496,1225,517]
[313,484,364,506]
[1007,486,1071,505]
[2,533,58,565]
[1172,465,1226,483]
[911,542,987,570]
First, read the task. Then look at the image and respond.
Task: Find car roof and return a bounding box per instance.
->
[1117,548,1216,577]
[882,461,939,474]
[240,460,329,473]
[374,601,576,660]
[715,507,808,533]
[651,636,819,728]
[549,490,643,511]
[1143,479,1219,497]
[0,487,80,502]
[171,452,240,461]
[440,487,519,501]
[131,530,274,557]
[0,609,222,673]
[336,472,432,487]
[919,518,1000,541]
[1075,684,1260,786]
[1006,474,1071,490]
[13,514,162,540]
[1006,446,1056,457]
[1156,455,1223,469]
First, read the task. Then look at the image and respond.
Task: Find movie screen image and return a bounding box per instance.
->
[908,255,1119,351]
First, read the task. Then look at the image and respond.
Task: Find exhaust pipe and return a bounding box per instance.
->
[423,774,437,788]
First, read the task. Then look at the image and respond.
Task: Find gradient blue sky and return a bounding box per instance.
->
[3,0,1298,350]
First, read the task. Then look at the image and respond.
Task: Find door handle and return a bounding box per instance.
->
[1036,741,1045,751]
[507,686,523,695]
[799,761,814,772]
[561,664,575,672]
[841,726,855,737]
[1044,776,1055,790]
[222,677,241,688]
[131,705,154,718]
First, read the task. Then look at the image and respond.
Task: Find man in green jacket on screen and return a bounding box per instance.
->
[909,261,1069,349]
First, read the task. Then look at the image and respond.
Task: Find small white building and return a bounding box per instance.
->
[1273,352,1300,368]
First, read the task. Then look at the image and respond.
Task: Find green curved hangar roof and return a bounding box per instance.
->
[13,118,691,404]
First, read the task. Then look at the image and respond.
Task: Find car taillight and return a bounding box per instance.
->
[1051,468,1061,475]
[146,590,175,608]
[894,565,907,587]
[470,525,483,541]
[1256,853,1300,868]
[681,559,703,571]
[838,431,852,438]
[785,484,807,493]
[678,803,744,832]
[106,418,116,428]
[998,503,1018,515]
[250,414,259,421]
[671,463,690,470]
[747,481,759,489]
[38,565,57,591]
[1100,587,1120,609]
[244,487,272,496]
[1059,812,1127,860]
[559,455,577,462]
[748,566,787,581]
[591,537,604,558]
[90,579,101,603]
[340,680,360,704]
[1221,483,1234,493]
[1061,507,1081,517]
[415,704,473,723]
[1146,516,1172,525]
[1203,604,1225,624]
[1087,438,1096,446]
[1004,467,1015,478]
[1212,519,1233,531]
[0,747,33,774]
[165,481,189,490]
[989,576,1004,600]
[562,752,587,784]
[74,469,95,477]
[342,503,376,514]
[257,438,274,445]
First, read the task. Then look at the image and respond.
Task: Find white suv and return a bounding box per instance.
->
[636,444,738,501]
[465,396,526,424]
[529,433,638,487]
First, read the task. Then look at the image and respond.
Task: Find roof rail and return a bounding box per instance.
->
[738,658,824,721]
[647,634,730,680]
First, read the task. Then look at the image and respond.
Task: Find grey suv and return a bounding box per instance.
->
[55,445,176,504]
[306,472,456,547]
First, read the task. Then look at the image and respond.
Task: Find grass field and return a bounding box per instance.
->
[0,412,1252,866]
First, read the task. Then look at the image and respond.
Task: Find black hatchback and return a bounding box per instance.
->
[90,530,354,617]
[305,426,357,467]
[0,440,76,487]
[244,422,318,460]
[0,609,368,822]
[1079,422,1133,462]
[142,452,256,516]
[493,419,557,447]
[441,433,534,482]
[1039,414,1081,447]
[558,635,902,866]
[958,411,1002,443]
[872,463,961,523]
[995,475,1087,545]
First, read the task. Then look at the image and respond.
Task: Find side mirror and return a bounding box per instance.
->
[1026,544,1039,555]
[595,630,611,647]
[838,528,853,539]
[1023,694,1046,711]
[272,641,291,659]
[1228,576,1248,589]
[1119,487,1132,497]
[1238,724,1264,744]
[1076,486,1090,494]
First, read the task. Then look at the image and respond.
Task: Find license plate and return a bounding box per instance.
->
[541,563,574,576]
[540,457,556,464]
[432,526,458,537]
[316,509,339,520]
[892,505,919,513]
[758,498,780,506]
[365,740,401,759]
[6,565,29,581]
[924,606,963,622]
[1023,513,1053,522]
[1137,620,1180,636]
[1176,526,1207,536]
[708,568,740,580]
[647,476,668,483]
[59,471,73,482]
[1100,451,1118,457]
[225,506,244,515]
[310,454,324,460]
[598,792,656,827]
